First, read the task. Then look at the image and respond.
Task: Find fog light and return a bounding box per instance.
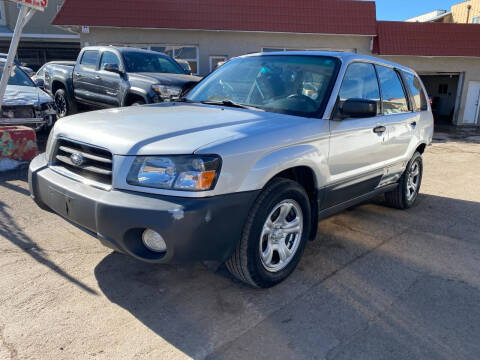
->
[142,229,167,252]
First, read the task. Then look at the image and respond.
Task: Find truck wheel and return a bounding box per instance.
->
[54,89,77,118]
[226,178,311,288]
[384,151,423,209]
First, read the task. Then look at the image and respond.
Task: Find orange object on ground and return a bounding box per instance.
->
[0,126,38,161]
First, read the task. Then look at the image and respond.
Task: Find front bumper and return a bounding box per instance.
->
[29,154,259,264]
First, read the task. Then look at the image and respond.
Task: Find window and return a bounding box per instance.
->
[262,47,355,53]
[122,52,184,74]
[80,50,99,68]
[100,51,121,70]
[403,72,428,112]
[376,65,409,115]
[472,17,480,24]
[187,55,339,118]
[209,56,227,72]
[336,62,381,118]
[151,45,199,74]
[438,83,448,95]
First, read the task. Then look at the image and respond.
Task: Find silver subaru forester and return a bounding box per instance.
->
[29,52,434,288]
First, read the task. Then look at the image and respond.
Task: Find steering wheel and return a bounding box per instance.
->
[287,94,318,110]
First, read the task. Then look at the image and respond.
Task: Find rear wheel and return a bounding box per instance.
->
[226,178,311,288]
[384,151,423,209]
[54,89,77,118]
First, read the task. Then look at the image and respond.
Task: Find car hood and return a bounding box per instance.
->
[2,85,53,106]
[128,72,201,86]
[53,103,294,156]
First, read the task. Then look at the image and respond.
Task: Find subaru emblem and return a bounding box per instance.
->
[70,153,84,166]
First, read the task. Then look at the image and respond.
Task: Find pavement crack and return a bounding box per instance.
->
[0,324,18,360]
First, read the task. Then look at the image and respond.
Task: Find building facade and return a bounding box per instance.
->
[0,0,79,69]
[52,0,480,126]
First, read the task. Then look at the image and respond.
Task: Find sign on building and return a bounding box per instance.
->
[7,0,48,11]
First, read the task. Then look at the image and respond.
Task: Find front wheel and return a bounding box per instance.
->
[384,151,423,209]
[226,178,311,288]
[54,89,77,118]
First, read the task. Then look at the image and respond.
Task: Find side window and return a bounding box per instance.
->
[100,51,121,70]
[376,65,409,115]
[336,62,381,119]
[403,72,428,112]
[80,50,100,69]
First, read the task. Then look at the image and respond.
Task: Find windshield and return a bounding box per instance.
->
[187,55,339,117]
[0,65,35,87]
[123,52,185,74]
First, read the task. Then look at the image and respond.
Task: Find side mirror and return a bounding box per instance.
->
[34,78,45,88]
[184,69,192,75]
[341,98,377,118]
[103,63,121,74]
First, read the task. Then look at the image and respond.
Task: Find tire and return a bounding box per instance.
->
[226,178,311,288]
[384,151,423,209]
[131,100,145,106]
[54,88,77,118]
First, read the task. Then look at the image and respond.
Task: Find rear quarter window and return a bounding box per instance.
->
[403,72,428,112]
[376,65,409,115]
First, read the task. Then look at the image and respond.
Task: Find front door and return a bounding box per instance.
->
[98,50,123,107]
[327,62,388,208]
[464,81,480,125]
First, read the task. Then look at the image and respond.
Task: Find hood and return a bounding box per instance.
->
[53,103,290,156]
[129,72,201,87]
[2,85,53,106]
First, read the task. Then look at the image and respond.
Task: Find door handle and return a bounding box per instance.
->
[373,125,386,134]
[410,121,417,128]
[95,75,101,80]
[75,72,81,77]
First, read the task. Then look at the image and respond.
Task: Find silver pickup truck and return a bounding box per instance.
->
[29,52,433,288]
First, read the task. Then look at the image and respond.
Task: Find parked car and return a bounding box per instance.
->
[29,52,433,287]
[32,61,75,88]
[0,59,56,131]
[0,53,35,77]
[43,46,201,117]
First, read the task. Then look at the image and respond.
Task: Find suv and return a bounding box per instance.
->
[29,52,433,288]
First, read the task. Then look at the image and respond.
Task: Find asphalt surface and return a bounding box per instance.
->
[1,132,480,359]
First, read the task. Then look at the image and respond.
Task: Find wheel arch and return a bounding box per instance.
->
[123,89,149,106]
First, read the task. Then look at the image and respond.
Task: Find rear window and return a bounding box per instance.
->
[80,50,99,68]
[403,72,428,112]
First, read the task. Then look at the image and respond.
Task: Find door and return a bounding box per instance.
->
[375,65,413,164]
[73,50,100,104]
[98,50,123,107]
[464,81,480,125]
[327,62,388,208]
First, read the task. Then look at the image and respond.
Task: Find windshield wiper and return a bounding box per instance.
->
[201,100,264,111]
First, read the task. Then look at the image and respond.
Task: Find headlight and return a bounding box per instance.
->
[127,155,221,191]
[152,84,182,100]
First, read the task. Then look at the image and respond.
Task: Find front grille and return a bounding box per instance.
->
[2,105,34,119]
[52,139,113,186]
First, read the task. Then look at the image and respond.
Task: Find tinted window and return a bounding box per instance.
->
[403,72,428,112]
[337,62,381,118]
[100,51,121,70]
[123,52,184,74]
[376,65,409,115]
[187,55,339,117]
[80,50,99,68]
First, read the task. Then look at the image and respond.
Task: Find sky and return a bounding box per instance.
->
[373,0,460,21]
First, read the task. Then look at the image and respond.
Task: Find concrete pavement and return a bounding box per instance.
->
[0,133,479,360]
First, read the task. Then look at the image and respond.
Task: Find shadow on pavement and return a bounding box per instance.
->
[94,193,480,359]
[0,169,97,295]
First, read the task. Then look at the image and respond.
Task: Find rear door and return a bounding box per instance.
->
[326,62,388,208]
[98,50,123,107]
[374,65,415,168]
[73,50,100,104]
